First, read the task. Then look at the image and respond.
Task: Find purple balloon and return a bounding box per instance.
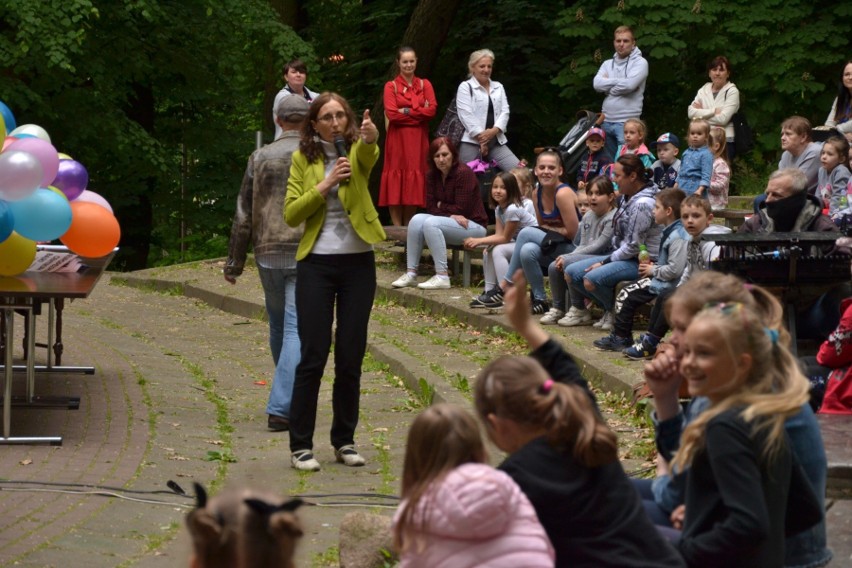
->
[53,159,88,201]
[7,137,59,187]
[74,189,113,213]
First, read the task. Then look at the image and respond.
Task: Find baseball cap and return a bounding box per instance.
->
[652,132,680,147]
[587,127,605,140]
[275,95,310,121]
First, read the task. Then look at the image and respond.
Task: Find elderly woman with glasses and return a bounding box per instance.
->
[284,92,385,472]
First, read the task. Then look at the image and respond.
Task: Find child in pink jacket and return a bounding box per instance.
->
[393,403,554,567]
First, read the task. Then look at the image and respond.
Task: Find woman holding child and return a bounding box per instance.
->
[687,56,740,161]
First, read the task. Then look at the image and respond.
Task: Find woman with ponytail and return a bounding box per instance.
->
[473,270,684,567]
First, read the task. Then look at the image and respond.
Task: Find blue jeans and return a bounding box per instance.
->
[407,213,486,274]
[602,121,625,161]
[258,267,300,419]
[503,226,574,302]
[548,253,602,311]
[565,255,639,311]
[784,404,832,567]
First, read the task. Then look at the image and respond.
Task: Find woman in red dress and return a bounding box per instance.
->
[380,46,437,226]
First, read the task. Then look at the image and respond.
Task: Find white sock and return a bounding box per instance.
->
[407,270,416,277]
[436,274,450,280]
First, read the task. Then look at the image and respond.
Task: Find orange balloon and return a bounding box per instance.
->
[60,201,120,257]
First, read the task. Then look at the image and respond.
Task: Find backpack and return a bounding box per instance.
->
[731,110,754,155]
[724,90,754,155]
[436,83,473,149]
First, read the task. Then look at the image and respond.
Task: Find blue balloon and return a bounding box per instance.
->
[9,188,72,242]
[0,102,16,135]
[0,200,13,242]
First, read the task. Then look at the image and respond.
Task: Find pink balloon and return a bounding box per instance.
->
[6,137,59,187]
[73,189,113,213]
[2,136,18,152]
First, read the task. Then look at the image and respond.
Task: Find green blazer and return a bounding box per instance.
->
[285,139,386,260]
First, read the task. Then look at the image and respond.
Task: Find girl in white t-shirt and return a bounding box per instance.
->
[466,171,537,308]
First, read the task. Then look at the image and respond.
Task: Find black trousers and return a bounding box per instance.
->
[289,252,376,452]
[613,281,670,340]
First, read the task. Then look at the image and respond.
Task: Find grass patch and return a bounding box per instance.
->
[312,545,340,567]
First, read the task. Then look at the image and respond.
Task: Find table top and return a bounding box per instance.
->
[0,250,116,300]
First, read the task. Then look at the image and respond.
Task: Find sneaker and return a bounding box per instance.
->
[291,450,321,472]
[594,311,614,330]
[540,307,565,325]
[558,307,593,327]
[478,288,504,308]
[391,273,418,288]
[531,299,550,315]
[469,290,492,308]
[335,445,366,467]
[593,333,634,352]
[417,275,451,290]
[624,334,659,360]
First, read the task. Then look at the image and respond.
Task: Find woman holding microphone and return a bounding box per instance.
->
[285,92,385,472]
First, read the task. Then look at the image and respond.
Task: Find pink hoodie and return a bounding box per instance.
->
[393,463,554,567]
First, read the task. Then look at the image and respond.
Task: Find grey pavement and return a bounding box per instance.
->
[0,250,850,566]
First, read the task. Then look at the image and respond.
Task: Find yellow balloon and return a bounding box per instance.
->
[58,152,73,160]
[0,114,5,138]
[47,185,69,200]
[0,232,36,276]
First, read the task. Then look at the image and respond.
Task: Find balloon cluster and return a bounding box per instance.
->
[0,102,120,276]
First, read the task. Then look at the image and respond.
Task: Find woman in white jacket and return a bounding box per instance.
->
[456,49,522,172]
[687,56,740,161]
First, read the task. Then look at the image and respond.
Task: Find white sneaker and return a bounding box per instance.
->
[417,275,451,290]
[558,308,593,327]
[594,311,614,330]
[540,307,566,325]
[335,445,366,467]
[392,273,418,288]
[291,450,321,471]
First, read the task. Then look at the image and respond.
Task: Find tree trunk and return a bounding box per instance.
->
[372,0,461,119]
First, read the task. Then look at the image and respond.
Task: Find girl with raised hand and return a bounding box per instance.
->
[673,302,822,567]
[186,483,304,568]
[393,403,554,568]
[473,270,685,568]
[466,171,537,308]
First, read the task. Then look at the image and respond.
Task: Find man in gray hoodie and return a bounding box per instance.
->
[593,26,649,158]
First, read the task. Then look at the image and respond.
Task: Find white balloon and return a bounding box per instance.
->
[0,150,43,201]
[74,189,113,213]
[9,124,51,144]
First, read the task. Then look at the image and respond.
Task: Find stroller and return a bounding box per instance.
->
[536,110,604,185]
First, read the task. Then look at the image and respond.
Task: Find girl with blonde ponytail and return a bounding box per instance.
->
[473,270,685,567]
[674,302,822,567]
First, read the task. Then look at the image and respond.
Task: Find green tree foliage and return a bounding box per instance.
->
[554,0,852,158]
[0,0,313,269]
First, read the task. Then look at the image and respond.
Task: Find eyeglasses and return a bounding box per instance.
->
[317,111,347,124]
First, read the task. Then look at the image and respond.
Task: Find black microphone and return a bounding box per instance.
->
[333,135,350,183]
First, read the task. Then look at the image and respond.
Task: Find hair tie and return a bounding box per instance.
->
[764,328,779,345]
[540,379,555,394]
